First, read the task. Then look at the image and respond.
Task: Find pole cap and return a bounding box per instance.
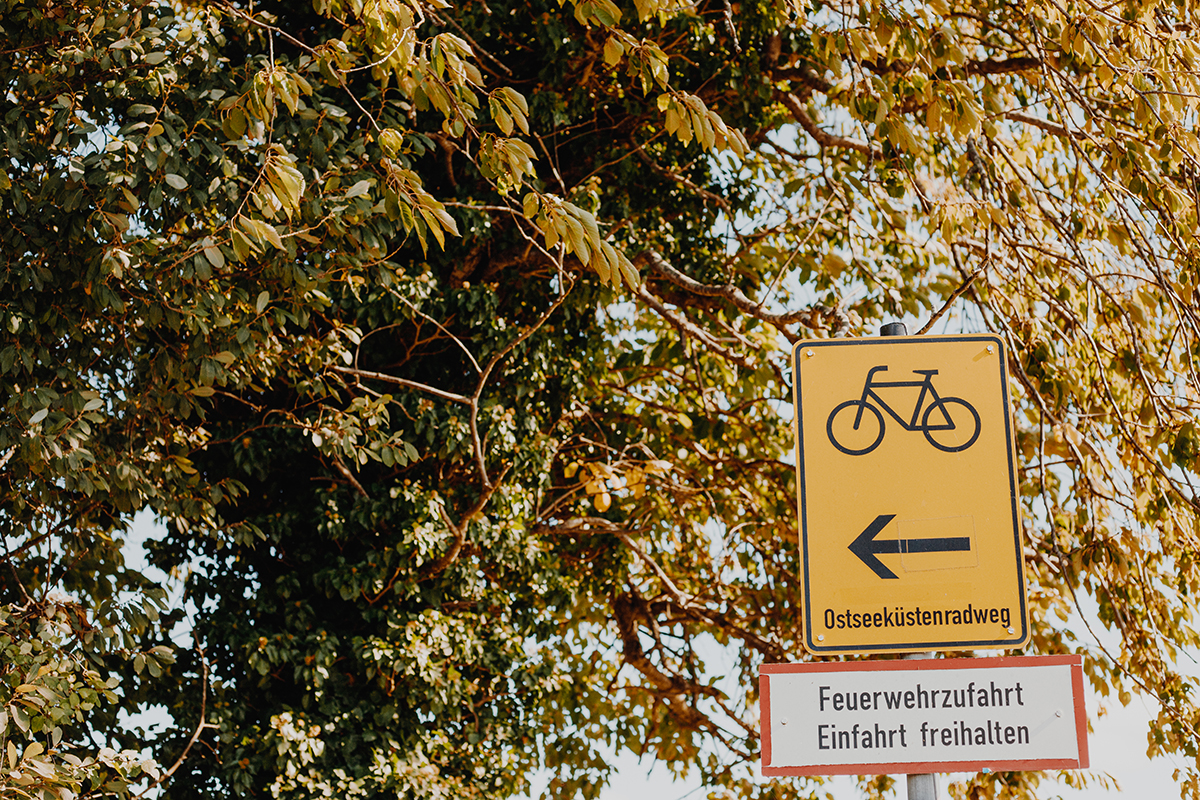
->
[879,322,908,337]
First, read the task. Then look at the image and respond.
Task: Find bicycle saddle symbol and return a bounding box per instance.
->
[826,365,981,455]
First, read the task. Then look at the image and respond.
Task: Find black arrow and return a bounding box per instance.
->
[848,514,972,579]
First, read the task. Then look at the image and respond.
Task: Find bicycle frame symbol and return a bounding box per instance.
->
[826,365,981,456]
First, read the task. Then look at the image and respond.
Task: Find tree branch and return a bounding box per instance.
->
[777,91,880,156]
[331,365,471,405]
[640,250,820,338]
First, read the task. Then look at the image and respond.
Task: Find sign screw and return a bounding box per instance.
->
[1007,626,1014,633]
[987,345,995,354]
[1055,709,1063,718]
[817,634,825,641]
[806,349,815,358]
[781,717,789,726]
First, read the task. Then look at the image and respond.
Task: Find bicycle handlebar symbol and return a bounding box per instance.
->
[826,365,981,456]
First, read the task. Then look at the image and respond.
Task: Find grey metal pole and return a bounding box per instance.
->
[879,322,939,800]
[903,653,938,800]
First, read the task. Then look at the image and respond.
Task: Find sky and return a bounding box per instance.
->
[594,684,1181,799]
[124,498,1192,800]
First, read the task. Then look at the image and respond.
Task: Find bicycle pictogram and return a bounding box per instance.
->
[826,365,981,455]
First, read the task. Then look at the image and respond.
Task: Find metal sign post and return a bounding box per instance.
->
[886,325,936,800]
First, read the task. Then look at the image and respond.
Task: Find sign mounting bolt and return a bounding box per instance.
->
[806,349,815,358]
[1007,626,1014,633]
[817,634,825,641]
[781,717,789,726]
[987,345,995,354]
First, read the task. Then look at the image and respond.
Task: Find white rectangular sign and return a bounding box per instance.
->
[761,655,1088,776]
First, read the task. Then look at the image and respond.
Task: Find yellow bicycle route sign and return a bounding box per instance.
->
[792,334,1029,655]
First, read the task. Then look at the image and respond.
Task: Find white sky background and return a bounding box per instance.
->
[594,683,1179,799]
[124,511,1191,800]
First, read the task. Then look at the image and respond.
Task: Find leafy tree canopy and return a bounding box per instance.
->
[1,0,1199,797]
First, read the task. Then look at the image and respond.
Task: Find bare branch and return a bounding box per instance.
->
[134,642,215,798]
[331,365,471,405]
[640,250,816,336]
[1004,110,1086,139]
[636,286,757,369]
[777,91,879,156]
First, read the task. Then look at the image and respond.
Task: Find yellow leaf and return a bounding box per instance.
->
[823,252,849,277]
[604,37,624,66]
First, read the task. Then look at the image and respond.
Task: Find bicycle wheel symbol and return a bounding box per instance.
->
[827,400,885,456]
[920,397,981,453]
[826,396,981,455]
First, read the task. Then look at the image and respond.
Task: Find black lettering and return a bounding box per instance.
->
[846,692,858,711]
[838,729,851,749]
[825,609,835,629]
[990,682,1003,707]
[818,724,831,749]
[941,728,952,746]
[989,608,999,623]
[1015,683,1025,705]
[975,726,986,745]
[1001,608,1011,627]
[873,612,882,627]
[973,606,988,623]
[904,690,914,709]
[917,685,931,709]
[833,692,844,711]
[941,689,952,708]
[1005,725,1016,744]
[885,691,902,710]
[819,686,831,711]
[898,724,907,748]
[1018,725,1029,744]
[933,610,943,625]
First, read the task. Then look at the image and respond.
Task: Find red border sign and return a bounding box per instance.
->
[761,656,1088,776]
